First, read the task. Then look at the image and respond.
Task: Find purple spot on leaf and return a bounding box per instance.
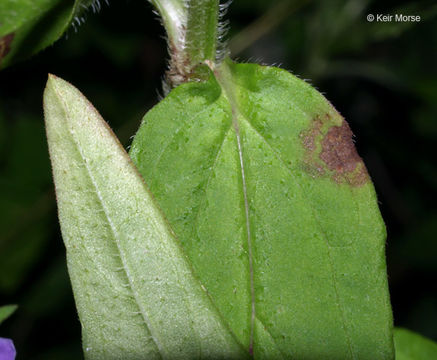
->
[0,338,16,360]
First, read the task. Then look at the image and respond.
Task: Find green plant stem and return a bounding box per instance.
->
[149,0,220,87]
[149,0,187,52]
[185,0,219,65]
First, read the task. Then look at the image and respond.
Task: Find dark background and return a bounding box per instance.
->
[1,0,436,358]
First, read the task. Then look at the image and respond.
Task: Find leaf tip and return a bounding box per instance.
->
[45,73,58,93]
[0,304,18,325]
[46,73,61,87]
[44,74,69,107]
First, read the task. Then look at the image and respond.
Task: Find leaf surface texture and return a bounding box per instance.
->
[44,74,247,360]
[130,60,394,359]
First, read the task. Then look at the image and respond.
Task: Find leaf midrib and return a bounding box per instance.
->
[239,111,355,358]
[213,63,256,355]
[213,62,355,359]
[51,82,165,359]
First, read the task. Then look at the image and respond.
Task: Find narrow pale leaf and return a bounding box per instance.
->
[0,305,17,325]
[130,59,394,359]
[394,328,437,360]
[44,74,247,359]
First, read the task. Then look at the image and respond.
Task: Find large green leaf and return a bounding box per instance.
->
[0,0,93,69]
[130,59,394,359]
[43,74,247,359]
[394,328,437,360]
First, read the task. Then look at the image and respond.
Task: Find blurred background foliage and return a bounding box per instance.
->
[0,0,436,358]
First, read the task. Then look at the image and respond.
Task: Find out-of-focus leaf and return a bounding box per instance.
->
[0,305,17,325]
[44,74,248,359]
[0,0,95,69]
[131,59,394,358]
[394,327,437,360]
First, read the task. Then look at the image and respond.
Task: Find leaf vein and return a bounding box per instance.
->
[151,105,213,172]
[240,114,356,358]
[192,124,233,238]
[52,85,165,359]
[255,316,287,360]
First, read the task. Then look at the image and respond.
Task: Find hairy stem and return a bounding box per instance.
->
[149,0,221,89]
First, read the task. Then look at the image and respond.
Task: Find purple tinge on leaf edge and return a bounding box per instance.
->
[0,338,16,360]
